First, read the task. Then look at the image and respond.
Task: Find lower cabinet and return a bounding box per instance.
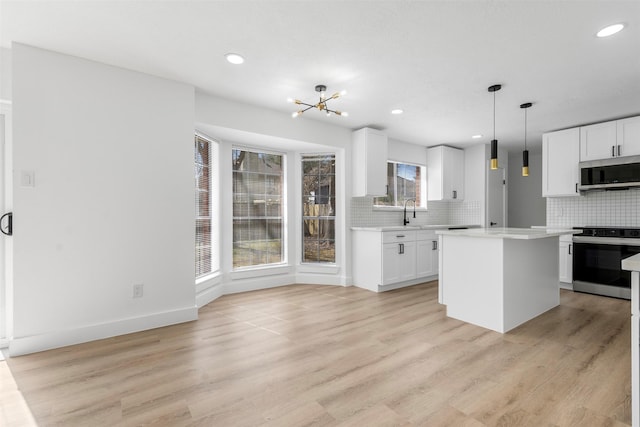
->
[559,235,573,288]
[382,240,416,285]
[353,228,440,292]
[417,230,439,278]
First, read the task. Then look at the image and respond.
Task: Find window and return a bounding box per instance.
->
[302,154,336,263]
[374,161,425,207]
[232,149,284,269]
[195,134,216,278]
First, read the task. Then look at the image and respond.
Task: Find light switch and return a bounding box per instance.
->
[20,170,35,187]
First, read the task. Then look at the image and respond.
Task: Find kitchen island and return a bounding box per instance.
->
[622,253,640,427]
[436,227,578,333]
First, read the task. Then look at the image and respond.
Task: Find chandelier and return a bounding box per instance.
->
[288,84,348,118]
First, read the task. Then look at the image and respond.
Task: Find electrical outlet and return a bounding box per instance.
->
[133,283,144,298]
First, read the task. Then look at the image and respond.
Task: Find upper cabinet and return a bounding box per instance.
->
[543,128,580,197]
[427,146,464,201]
[352,128,388,197]
[617,116,640,157]
[580,116,640,161]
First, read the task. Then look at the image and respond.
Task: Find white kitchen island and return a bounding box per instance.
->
[436,228,578,333]
[622,253,640,427]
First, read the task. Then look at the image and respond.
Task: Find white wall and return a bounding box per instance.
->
[507,151,546,227]
[10,44,197,355]
[388,138,427,166]
[463,144,509,227]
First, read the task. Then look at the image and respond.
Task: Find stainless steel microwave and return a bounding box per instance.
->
[579,155,640,191]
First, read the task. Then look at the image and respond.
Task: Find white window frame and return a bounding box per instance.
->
[374,161,427,210]
[231,146,287,271]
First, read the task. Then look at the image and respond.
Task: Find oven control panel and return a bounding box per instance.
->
[575,227,640,238]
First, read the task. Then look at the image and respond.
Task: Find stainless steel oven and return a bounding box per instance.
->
[573,227,640,300]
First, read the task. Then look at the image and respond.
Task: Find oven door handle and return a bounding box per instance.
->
[572,236,640,245]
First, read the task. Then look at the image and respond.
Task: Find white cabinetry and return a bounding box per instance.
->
[559,234,573,287]
[382,232,417,285]
[618,116,640,157]
[352,127,388,196]
[427,146,464,201]
[542,128,581,197]
[352,228,440,292]
[580,116,640,161]
[580,121,617,161]
[416,230,439,278]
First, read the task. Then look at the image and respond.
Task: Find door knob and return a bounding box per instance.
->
[490,221,497,226]
[0,212,12,236]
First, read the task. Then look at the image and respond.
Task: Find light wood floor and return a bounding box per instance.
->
[3,282,632,426]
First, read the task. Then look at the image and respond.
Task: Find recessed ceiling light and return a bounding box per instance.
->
[225,53,245,64]
[472,134,483,139]
[391,109,403,115]
[597,23,625,38]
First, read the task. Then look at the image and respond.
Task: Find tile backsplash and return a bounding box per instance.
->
[351,197,481,227]
[546,189,640,228]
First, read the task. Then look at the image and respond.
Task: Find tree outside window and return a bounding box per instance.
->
[302,154,335,263]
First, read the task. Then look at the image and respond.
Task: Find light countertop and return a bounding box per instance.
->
[351,224,481,232]
[435,227,580,240]
[622,253,640,272]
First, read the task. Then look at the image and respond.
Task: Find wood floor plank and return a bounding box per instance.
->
[4,282,632,426]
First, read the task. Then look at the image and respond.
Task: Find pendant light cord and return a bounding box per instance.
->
[524,107,527,150]
[493,90,496,141]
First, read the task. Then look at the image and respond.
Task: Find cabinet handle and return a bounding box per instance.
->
[618,145,621,156]
[568,244,572,255]
[399,243,404,254]
[452,190,457,199]
[432,240,438,250]
[575,183,578,193]
[612,145,615,157]
[396,234,405,238]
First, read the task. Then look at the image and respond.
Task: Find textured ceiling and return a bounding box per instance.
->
[1,0,639,152]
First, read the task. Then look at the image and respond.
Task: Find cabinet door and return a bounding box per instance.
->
[382,243,402,285]
[559,241,573,283]
[618,116,640,157]
[416,239,435,277]
[542,128,581,197]
[399,241,417,282]
[428,146,464,201]
[446,147,465,200]
[352,128,388,196]
[580,121,617,161]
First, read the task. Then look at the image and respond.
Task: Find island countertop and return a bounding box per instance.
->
[435,227,579,240]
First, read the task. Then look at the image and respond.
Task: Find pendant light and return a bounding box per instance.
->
[520,102,532,177]
[488,84,501,170]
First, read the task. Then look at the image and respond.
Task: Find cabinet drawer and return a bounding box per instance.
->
[382,230,417,244]
[417,230,437,241]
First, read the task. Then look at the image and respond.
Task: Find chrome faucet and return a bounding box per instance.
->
[403,198,416,226]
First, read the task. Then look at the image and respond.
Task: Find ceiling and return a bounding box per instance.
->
[1,1,639,152]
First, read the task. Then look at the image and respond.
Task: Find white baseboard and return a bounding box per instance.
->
[295,272,350,286]
[196,282,224,308]
[224,273,296,294]
[8,306,198,357]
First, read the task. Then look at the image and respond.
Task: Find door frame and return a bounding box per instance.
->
[1,101,13,348]
[486,161,507,228]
